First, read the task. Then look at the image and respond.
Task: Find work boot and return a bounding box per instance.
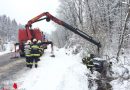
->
[35,64,38,68]
[26,64,29,67]
[29,65,32,69]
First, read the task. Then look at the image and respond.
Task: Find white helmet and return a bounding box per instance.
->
[27,40,31,44]
[33,38,37,42]
[38,40,41,43]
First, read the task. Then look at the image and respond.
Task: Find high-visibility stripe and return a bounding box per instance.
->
[32,54,40,56]
[31,45,39,49]
[24,49,31,51]
[87,61,93,63]
[26,54,32,56]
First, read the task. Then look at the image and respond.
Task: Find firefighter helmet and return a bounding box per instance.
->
[33,38,37,42]
[27,40,31,44]
[37,40,41,43]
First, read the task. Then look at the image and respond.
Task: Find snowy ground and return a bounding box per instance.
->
[1,43,130,90]
[110,56,130,90]
[12,46,89,90]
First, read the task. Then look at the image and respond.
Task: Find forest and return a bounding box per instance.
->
[51,0,130,61]
[0,15,22,51]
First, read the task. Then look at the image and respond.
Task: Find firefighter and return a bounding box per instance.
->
[37,40,43,62]
[30,38,41,68]
[24,40,32,68]
[86,54,95,74]
[37,40,44,56]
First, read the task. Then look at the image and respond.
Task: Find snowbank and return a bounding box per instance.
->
[16,46,89,90]
[111,79,130,90]
[110,56,130,90]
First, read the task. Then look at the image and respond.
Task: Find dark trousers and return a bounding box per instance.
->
[26,57,32,67]
[87,66,93,74]
[30,56,39,68]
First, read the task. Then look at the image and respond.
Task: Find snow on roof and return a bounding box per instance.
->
[93,58,105,61]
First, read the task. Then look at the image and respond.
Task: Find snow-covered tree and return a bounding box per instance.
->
[0,15,22,51]
[52,0,130,59]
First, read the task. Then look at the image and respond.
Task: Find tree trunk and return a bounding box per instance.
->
[116,9,130,61]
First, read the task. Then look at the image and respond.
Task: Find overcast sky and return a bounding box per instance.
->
[0,0,60,34]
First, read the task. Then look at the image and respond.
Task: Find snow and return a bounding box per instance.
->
[15,46,89,90]
[111,79,130,90]
[0,42,14,55]
[0,51,9,56]
[110,56,130,90]
[1,43,130,90]
[93,58,105,61]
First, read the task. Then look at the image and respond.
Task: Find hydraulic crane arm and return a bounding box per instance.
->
[25,12,101,48]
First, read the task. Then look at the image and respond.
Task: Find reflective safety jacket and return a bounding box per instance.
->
[24,44,32,57]
[86,58,94,67]
[39,46,44,53]
[87,60,94,67]
[30,44,41,57]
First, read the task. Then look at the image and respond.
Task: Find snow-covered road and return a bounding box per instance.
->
[16,47,89,90]
[0,53,26,81]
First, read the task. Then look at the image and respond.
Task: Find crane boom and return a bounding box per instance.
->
[25,12,101,48]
